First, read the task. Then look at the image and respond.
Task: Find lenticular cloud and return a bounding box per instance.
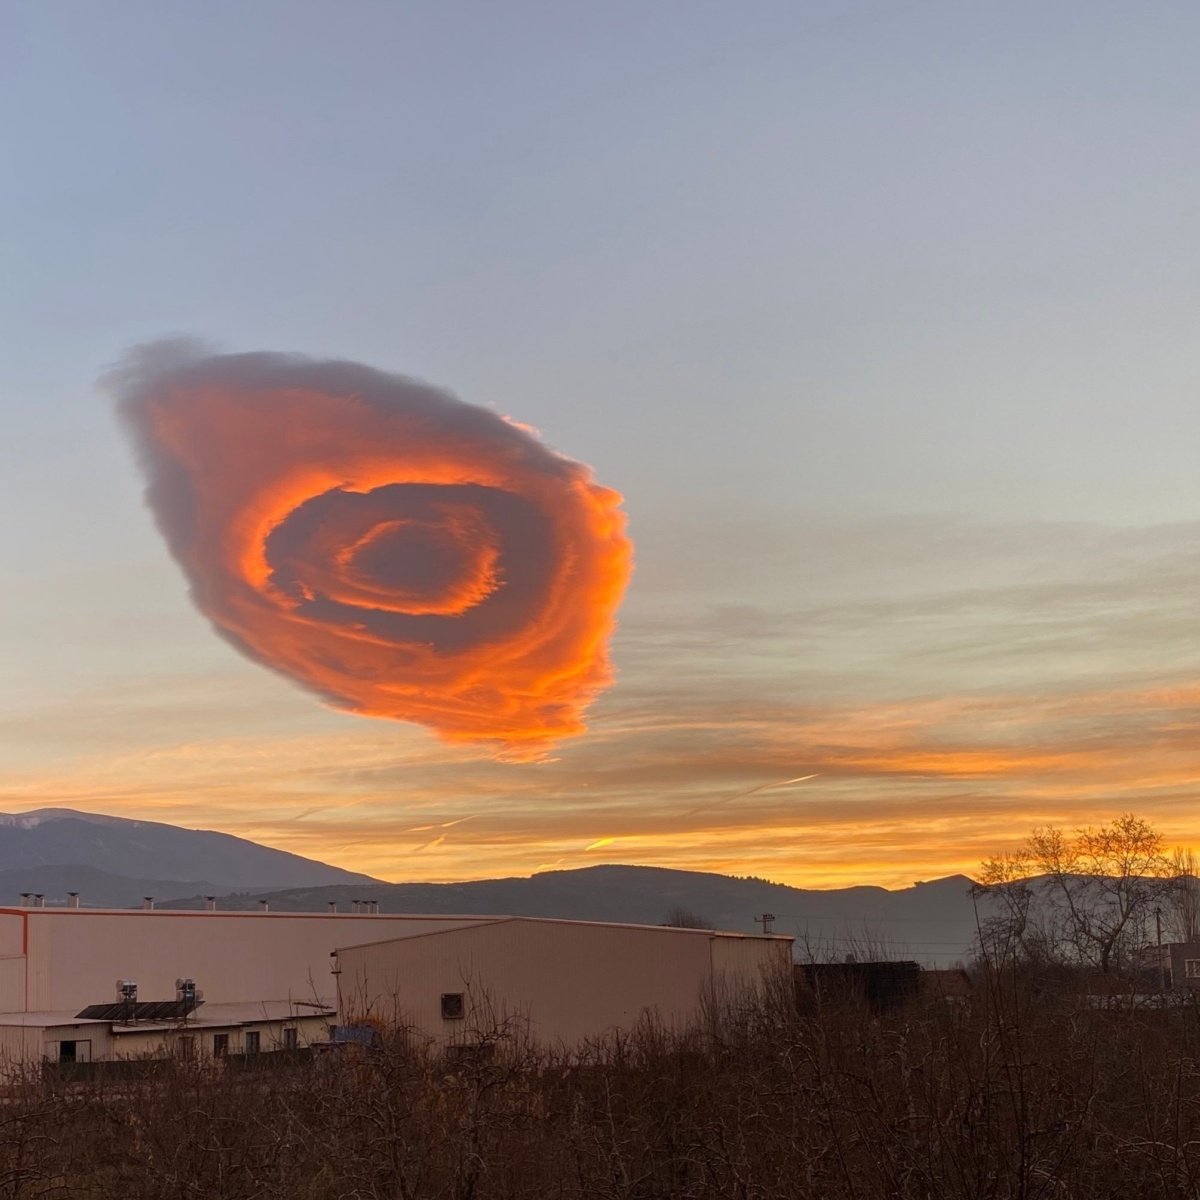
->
[108,341,632,757]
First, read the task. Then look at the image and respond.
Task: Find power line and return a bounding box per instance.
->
[774,913,978,925]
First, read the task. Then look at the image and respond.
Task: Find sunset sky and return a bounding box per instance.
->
[4,3,1200,894]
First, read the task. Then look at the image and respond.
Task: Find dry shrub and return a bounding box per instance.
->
[6,976,1200,1198]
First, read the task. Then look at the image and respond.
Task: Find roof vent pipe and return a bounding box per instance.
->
[259,900,269,912]
[351,900,360,914]
[327,900,337,913]
[370,900,380,914]
[67,893,80,909]
[142,897,154,911]
[18,894,29,907]
[205,896,217,911]
[34,895,44,908]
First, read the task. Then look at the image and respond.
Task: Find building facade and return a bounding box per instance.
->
[0,905,501,1066]
[0,906,793,1064]
[335,916,792,1049]
[1170,941,1200,992]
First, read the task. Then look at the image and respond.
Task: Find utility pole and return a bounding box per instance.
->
[757,912,775,935]
[1156,906,1168,994]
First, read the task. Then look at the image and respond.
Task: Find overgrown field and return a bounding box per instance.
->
[7,978,1200,1199]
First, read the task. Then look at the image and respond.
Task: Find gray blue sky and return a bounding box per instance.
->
[4,3,1200,905]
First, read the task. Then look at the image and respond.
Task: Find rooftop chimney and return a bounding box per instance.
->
[34,895,44,908]
[67,893,80,909]
[142,897,154,911]
[369,900,379,914]
[205,896,217,911]
[258,900,269,912]
[18,894,29,907]
[327,900,337,913]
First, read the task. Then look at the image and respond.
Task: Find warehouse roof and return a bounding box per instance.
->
[335,914,794,955]
[0,906,504,920]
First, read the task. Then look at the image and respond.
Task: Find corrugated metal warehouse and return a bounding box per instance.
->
[0,903,792,1064]
[0,903,501,1065]
[336,917,792,1048]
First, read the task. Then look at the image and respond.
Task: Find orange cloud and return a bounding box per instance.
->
[108,343,632,757]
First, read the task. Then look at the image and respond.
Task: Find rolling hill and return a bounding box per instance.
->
[0,809,986,963]
[0,808,377,898]
[162,864,985,965]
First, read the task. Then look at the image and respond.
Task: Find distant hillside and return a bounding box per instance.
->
[0,864,242,909]
[0,810,987,961]
[163,864,985,965]
[0,808,378,892]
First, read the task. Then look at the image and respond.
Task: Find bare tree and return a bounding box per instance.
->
[975,847,1042,968]
[662,905,715,930]
[978,813,1170,975]
[1168,846,1200,944]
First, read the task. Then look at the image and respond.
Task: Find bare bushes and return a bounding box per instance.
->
[10,984,1200,1197]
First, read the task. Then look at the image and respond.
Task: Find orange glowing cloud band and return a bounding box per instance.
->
[112,343,632,755]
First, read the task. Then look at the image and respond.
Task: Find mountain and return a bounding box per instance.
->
[0,810,987,962]
[163,864,986,965]
[0,865,239,909]
[0,809,377,894]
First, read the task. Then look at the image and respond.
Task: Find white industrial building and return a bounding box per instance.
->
[336,917,792,1048]
[0,902,498,1065]
[0,901,792,1065]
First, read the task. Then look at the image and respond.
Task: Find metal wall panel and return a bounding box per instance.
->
[9,910,492,1012]
[338,919,790,1048]
[0,957,25,1012]
[0,1021,111,1066]
[709,933,791,983]
[0,914,24,957]
[108,1014,328,1061]
[0,1025,39,1066]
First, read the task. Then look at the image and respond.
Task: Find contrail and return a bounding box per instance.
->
[581,776,821,854]
[680,774,819,819]
[404,815,477,834]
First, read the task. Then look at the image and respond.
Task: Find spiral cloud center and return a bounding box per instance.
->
[108,341,633,757]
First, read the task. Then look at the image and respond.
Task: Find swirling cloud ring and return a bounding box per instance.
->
[109,343,633,756]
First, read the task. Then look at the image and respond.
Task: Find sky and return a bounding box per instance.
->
[4,2,1200,899]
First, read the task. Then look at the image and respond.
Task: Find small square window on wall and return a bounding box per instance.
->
[441,993,466,1020]
[1186,960,1200,979]
[245,1031,260,1055]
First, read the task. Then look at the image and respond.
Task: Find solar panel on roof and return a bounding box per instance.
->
[75,999,204,1022]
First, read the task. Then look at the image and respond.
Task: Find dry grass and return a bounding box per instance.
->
[5,973,1200,1198]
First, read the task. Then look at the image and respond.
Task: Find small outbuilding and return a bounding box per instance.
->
[1170,942,1200,993]
[0,1001,335,1067]
[797,960,923,1015]
[921,967,973,1002]
[334,917,792,1049]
